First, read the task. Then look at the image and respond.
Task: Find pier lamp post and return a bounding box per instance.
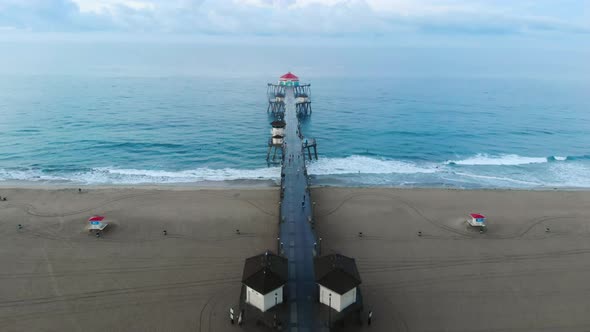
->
[328,293,332,327]
[274,292,278,327]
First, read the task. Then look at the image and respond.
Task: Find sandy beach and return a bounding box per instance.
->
[0,187,279,332]
[313,188,590,332]
[1,187,590,331]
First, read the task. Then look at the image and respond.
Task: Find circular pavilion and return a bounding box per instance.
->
[278,72,300,86]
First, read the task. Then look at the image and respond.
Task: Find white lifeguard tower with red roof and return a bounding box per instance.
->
[88,215,108,231]
[468,213,486,228]
[278,72,300,86]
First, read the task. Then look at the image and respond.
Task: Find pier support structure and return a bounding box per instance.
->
[295,84,312,117]
[267,83,286,118]
[303,138,318,161]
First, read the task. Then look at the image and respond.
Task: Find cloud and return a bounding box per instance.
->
[0,0,113,31]
[0,0,588,36]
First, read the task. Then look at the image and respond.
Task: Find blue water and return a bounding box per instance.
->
[1,57,589,188]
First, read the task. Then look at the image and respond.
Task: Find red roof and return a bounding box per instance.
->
[279,72,299,81]
[470,213,485,219]
[89,216,105,222]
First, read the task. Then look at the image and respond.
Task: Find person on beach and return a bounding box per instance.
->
[238,310,244,326]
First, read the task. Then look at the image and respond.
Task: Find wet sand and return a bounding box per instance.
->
[1,187,590,331]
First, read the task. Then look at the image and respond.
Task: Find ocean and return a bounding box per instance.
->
[0,43,589,188]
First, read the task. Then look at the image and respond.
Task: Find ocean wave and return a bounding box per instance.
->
[0,167,281,184]
[547,156,567,161]
[563,155,590,161]
[307,155,437,175]
[446,154,549,166]
[0,168,70,182]
[453,172,542,186]
[545,163,590,188]
[2,154,590,188]
[447,153,590,166]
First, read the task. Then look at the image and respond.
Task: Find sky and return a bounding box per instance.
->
[0,0,588,39]
[0,0,588,78]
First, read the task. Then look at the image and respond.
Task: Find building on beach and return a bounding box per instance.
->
[314,254,362,312]
[241,251,288,312]
[468,213,486,227]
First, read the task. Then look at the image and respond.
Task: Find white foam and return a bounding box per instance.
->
[0,167,281,185]
[1,154,588,188]
[446,154,548,166]
[554,156,567,161]
[0,169,69,182]
[307,155,437,175]
[453,172,542,186]
[546,163,590,188]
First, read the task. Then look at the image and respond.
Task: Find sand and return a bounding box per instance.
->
[313,188,590,332]
[0,187,278,332]
[1,186,590,332]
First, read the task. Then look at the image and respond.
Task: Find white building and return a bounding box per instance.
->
[242,251,288,313]
[319,284,357,312]
[314,254,362,312]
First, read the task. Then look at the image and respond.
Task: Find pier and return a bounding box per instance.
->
[278,82,317,330]
[240,73,363,331]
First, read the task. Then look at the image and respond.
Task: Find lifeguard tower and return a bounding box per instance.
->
[468,213,486,228]
[88,215,108,231]
[266,120,286,163]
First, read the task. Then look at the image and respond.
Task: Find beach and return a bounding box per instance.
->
[314,188,590,332]
[1,187,590,331]
[0,187,278,332]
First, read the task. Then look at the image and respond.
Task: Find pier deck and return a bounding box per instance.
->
[279,86,318,331]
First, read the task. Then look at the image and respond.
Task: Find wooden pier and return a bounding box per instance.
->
[240,73,362,331]
[277,82,318,330]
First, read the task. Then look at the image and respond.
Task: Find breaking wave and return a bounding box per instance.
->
[446,154,549,166]
[307,155,437,175]
[1,154,589,188]
[0,167,281,185]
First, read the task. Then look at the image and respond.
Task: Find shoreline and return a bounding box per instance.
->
[1,182,590,192]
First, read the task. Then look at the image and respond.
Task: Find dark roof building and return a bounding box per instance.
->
[242,251,288,294]
[314,254,361,294]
